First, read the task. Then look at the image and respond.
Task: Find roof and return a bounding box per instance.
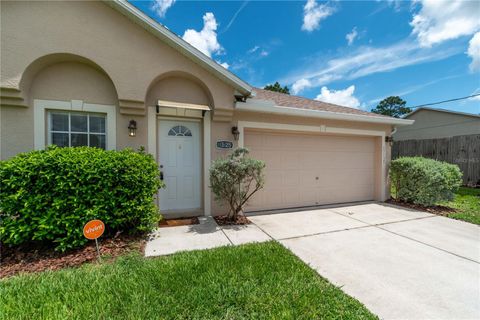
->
[235,88,414,126]
[104,0,252,95]
[405,107,480,119]
[253,88,390,118]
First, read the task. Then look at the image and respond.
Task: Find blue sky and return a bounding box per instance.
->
[130,0,480,114]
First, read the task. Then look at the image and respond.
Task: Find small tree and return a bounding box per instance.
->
[264,81,290,94]
[371,96,411,118]
[210,148,265,221]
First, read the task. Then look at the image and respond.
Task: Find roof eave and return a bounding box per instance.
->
[405,107,480,119]
[105,0,252,96]
[235,99,415,126]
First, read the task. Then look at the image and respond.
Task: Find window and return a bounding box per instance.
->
[49,112,106,149]
[168,125,192,137]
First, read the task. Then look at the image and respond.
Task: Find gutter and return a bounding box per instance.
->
[105,0,252,96]
[235,99,415,126]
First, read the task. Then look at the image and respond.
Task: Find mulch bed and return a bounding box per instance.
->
[214,215,251,226]
[386,198,457,216]
[0,234,145,279]
[159,217,199,228]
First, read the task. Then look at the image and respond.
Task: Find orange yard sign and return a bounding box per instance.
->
[83,219,105,240]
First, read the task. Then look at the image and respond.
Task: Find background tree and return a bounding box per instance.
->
[210,148,265,222]
[371,96,411,118]
[264,81,290,94]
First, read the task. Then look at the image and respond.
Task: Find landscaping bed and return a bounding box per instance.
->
[0,234,144,278]
[0,241,376,320]
[386,199,456,216]
[389,187,480,225]
[214,214,251,225]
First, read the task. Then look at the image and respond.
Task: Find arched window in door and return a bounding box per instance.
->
[168,125,192,137]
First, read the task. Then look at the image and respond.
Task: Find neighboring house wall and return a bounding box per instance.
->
[393,109,480,141]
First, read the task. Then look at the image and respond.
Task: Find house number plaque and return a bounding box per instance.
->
[216,140,234,149]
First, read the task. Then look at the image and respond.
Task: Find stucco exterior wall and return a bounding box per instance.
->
[393,109,480,141]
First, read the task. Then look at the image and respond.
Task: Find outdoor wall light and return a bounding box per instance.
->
[385,136,394,146]
[128,120,137,137]
[231,126,240,141]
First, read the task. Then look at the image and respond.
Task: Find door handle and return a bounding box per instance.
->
[160,171,164,181]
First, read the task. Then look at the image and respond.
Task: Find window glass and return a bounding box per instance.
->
[49,112,107,149]
[168,125,192,137]
[71,133,88,147]
[71,114,88,132]
[90,135,106,149]
[51,113,69,131]
[89,116,106,133]
[51,133,69,147]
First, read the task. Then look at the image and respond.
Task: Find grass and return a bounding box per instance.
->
[439,187,480,225]
[0,242,376,320]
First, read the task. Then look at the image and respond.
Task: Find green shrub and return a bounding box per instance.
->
[210,148,265,221]
[0,146,163,251]
[390,157,462,206]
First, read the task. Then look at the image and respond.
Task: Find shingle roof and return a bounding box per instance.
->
[252,88,390,118]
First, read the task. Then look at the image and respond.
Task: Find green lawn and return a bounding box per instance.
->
[0,242,376,320]
[439,187,480,225]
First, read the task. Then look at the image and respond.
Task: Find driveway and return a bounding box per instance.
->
[249,203,480,319]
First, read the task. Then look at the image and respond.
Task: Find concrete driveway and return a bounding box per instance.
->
[249,203,480,320]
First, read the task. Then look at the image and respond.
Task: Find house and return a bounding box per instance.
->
[393,107,480,141]
[0,1,413,217]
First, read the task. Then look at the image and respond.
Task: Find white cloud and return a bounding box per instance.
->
[410,0,480,47]
[315,85,361,109]
[281,40,462,90]
[260,50,269,57]
[216,61,230,69]
[346,27,358,46]
[467,32,480,72]
[291,79,312,95]
[152,0,176,18]
[182,12,222,57]
[301,0,335,32]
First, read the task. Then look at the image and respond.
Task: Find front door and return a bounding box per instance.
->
[158,120,201,211]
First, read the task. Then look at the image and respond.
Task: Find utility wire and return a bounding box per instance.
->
[411,93,480,109]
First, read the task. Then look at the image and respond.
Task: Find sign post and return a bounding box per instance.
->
[83,219,105,261]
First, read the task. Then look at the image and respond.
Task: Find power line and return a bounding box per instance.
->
[411,93,480,109]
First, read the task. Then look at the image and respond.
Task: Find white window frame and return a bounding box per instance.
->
[34,99,116,150]
[47,111,107,148]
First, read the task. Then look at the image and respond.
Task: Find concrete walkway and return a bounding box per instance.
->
[145,203,480,319]
[144,216,271,256]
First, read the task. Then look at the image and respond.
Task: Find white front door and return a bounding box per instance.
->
[158,120,201,211]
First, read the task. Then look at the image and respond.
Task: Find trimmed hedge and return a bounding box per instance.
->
[0,146,163,251]
[390,157,462,206]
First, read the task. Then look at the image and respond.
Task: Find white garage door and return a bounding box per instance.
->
[245,129,376,212]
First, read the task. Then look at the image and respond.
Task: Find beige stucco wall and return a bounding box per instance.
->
[393,109,480,141]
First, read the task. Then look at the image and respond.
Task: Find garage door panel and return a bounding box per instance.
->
[245,130,376,212]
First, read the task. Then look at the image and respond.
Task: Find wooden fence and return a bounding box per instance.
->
[392,134,480,186]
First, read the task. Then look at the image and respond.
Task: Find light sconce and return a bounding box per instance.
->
[231,126,240,141]
[128,120,137,137]
[385,136,394,145]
